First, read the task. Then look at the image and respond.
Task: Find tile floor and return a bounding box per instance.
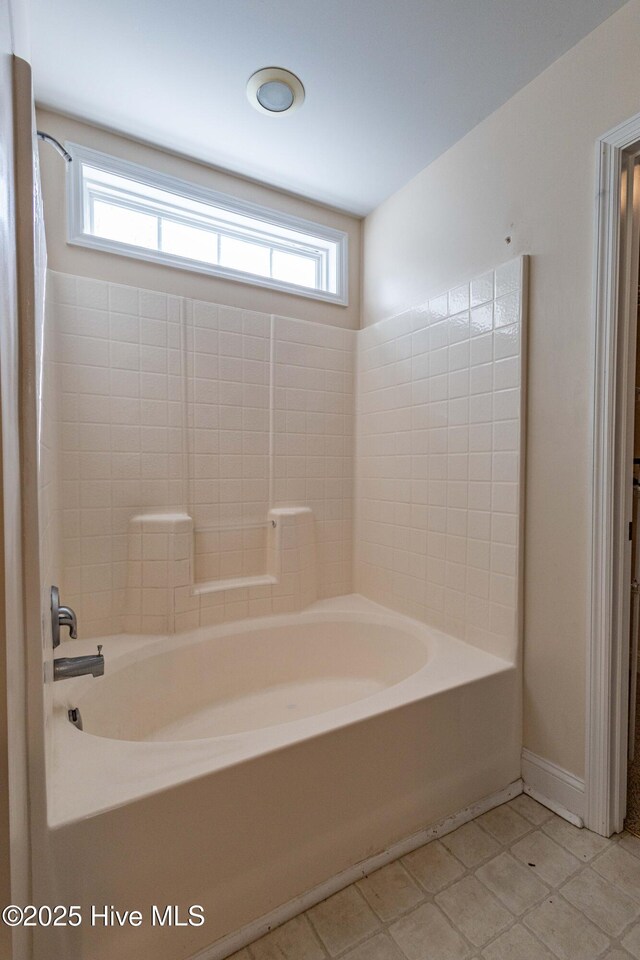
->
[229,794,640,960]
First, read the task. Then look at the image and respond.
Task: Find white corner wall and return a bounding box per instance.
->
[362,0,640,781]
[355,258,526,664]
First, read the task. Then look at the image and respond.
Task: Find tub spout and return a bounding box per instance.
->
[53,645,104,681]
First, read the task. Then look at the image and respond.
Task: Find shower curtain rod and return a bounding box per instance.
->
[36,131,72,163]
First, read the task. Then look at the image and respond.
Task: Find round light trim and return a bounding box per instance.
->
[257,80,294,113]
[247,67,305,116]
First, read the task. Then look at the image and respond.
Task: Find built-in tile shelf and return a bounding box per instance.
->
[46,271,354,638]
[124,506,317,634]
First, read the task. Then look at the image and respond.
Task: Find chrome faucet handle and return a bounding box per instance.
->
[58,605,78,639]
[51,585,78,646]
[97,644,103,656]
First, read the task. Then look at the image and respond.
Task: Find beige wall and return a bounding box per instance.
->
[0,41,15,956]
[36,108,362,330]
[2,8,50,956]
[0,15,15,953]
[15,52,55,957]
[1,5,35,956]
[362,0,640,780]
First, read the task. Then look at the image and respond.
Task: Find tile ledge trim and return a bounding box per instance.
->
[521,747,585,827]
[192,574,278,596]
[186,778,523,960]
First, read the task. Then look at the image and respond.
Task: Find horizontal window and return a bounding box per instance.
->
[66,143,348,305]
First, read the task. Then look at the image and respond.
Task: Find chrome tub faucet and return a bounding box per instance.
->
[51,585,105,682]
[53,645,104,681]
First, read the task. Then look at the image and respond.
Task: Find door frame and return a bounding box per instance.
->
[588,112,640,836]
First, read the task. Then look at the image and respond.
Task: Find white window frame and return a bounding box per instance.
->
[66,143,348,305]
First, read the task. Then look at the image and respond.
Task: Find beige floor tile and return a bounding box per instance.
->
[476,851,549,915]
[508,795,554,826]
[623,921,640,958]
[435,876,512,948]
[524,896,610,960]
[249,916,325,960]
[477,805,531,845]
[402,839,465,893]
[357,861,424,921]
[234,810,636,960]
[481,924,555,959]
[511,831,581,886]
[340,932,406,960]
[441,821,501,868]
[561,866,640,936]
[593,844,640,901]
[541,817,611,862]
[619,833,640,860]
[307,887,380,957]
[389,903,471,960]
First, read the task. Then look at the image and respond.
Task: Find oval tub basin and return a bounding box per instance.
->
[75,618,429,741]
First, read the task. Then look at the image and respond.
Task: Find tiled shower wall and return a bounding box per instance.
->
[47,272,354,638]
[274,317,354,594]
[45,259,524,650]
[355,258,526,661]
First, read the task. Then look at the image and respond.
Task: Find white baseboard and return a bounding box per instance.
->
[189,779,523,960]
[521,748,585,827]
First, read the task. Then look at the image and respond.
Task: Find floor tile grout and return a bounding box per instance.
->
[238,797,640,960]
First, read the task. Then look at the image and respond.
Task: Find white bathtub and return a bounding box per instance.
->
[45,595,520,960]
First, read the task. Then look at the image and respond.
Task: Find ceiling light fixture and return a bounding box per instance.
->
[247,67,305,116]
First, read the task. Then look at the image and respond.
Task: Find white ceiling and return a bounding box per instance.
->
[30,0,629,215]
